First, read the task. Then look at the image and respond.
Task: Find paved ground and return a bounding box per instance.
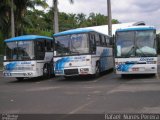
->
[0,69,160,115]
[1,57,160,119]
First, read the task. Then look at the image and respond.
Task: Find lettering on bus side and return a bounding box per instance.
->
[74,56,86,60]
[140,58,154,61]
[20,62,31,64]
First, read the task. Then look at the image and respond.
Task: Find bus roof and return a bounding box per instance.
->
[53,28,95,37]
[4,35,52,43]
[53,21,146,37]
[116,26,156,32]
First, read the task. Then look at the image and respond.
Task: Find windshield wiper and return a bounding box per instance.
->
[124,46,135,58]
[136,46,147,57]
[71,51,80,54]
[71,45,80,54]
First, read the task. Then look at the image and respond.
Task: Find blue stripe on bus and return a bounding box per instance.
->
[116,27,156,32]
[55,57,71,71]
[5,35,52,42]
[116,64,134,72]
[54,29,94,37]
[5,62,17,71]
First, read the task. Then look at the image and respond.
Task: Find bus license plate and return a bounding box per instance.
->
[132,67,144,72]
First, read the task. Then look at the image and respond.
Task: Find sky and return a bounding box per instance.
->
[46,0,160,30]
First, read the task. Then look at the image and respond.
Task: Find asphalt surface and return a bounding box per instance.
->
[0,68,160,115]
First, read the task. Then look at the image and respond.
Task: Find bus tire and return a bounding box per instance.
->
[121,74,127,78]
[64,76,72,79]
[16,77,24,81]
[93,62,101,78]
[43,64,51,79]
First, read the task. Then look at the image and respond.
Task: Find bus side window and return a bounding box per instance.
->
[50,40,54,51]
[37,40,44,52]
[46,40,53,52]
[90,34,96,54]
[104,36,107,46]
[109,37,113,46]
[95,34,100,46]
[106,37,110,46]
[101,35,106,46]
[36,40,45,60]
[99,35,103,46]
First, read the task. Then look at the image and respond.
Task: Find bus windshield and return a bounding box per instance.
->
[116,30,156,57]
[55,34,89,56]
[5,41,34,60]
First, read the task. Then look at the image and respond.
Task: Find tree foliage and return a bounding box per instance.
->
[0,0,120,55]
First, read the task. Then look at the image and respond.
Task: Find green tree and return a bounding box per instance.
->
[53,0,74,33]
[0,0,48,38]
[0,0,11,39]
[76,13,86,27]
[59,12,77,31]
[13,0,48,36]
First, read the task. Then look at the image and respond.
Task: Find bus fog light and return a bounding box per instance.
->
[28,73,33,75]
[80,68,89,72]
[86,59,90,61]
[151,67,155,69]
[24,73,27,76]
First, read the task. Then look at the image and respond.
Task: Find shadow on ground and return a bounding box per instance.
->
[7,76,52,84]
[57,69,114,82]
[119,74,156,80]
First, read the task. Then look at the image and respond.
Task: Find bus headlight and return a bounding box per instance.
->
[27,73,32,75]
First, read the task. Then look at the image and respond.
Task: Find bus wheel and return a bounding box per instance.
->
[16,77,24,81]
[43,64,51,78]
[64,76,72,80]
[93,62,100,78]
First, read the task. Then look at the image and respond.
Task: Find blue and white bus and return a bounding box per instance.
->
[3,35,54,81]
[53,28,113,78]
[114,26,157,76]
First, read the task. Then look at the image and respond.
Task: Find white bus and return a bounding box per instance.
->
[53,28,114,78]
[114,26,157,76]
[3,35,54,81]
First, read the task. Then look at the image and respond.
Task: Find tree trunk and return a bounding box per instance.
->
[53,0,59,33]
[11,0,15,37]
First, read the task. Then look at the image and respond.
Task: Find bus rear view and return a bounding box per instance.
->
[115,26,157,76]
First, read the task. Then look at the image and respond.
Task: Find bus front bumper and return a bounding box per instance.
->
[115,65,157,74]
[55,66,93,76]
[3,71,39,78]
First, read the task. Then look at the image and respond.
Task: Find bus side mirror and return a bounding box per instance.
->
[4,56,6,61]
[54,51,57,56]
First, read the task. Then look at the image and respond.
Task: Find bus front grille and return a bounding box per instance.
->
[64,69,79,75]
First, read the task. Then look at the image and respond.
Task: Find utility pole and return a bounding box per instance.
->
[107,0,112,36]
[11,0,15,37]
